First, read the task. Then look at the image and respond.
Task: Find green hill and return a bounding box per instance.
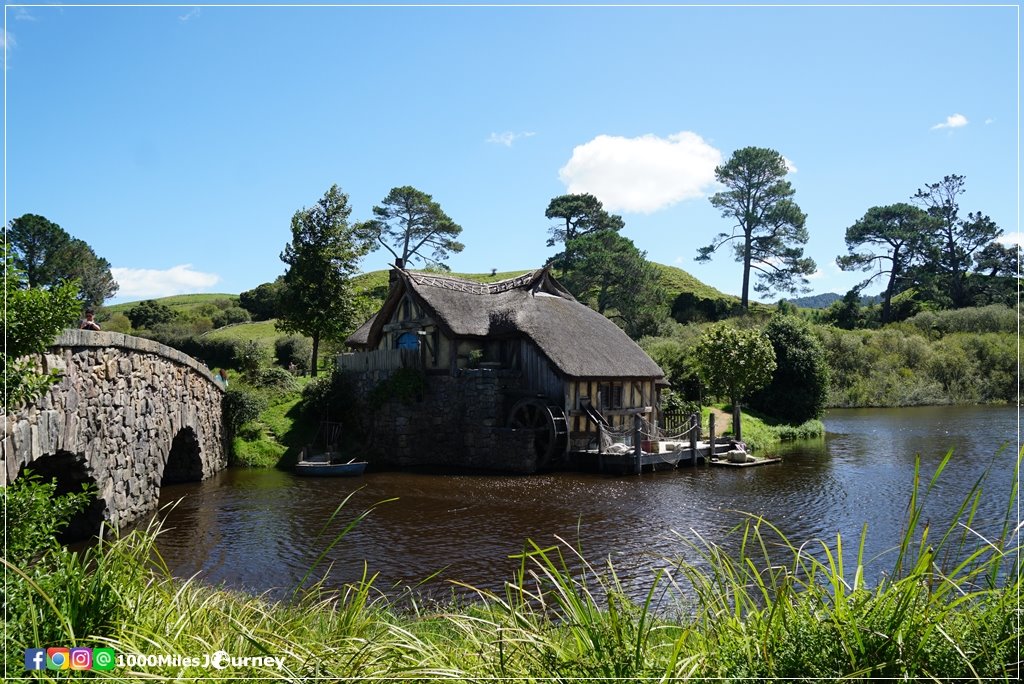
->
[104,293,239,316]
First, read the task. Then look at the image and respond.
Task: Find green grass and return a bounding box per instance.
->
[6,448,1020,681]
[104,293,238,315]
[704,404,825,452]
[202,319,283,346]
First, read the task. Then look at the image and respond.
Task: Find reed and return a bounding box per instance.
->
[5,448,1020,681]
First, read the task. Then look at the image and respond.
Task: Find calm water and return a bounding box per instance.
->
[154,405,1018,601]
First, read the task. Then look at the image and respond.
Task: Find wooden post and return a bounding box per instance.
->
[689,413,698,465]
[708,412,716,458]
[733,402,742,442]
[597,422,604,455]
[633,414,643,474]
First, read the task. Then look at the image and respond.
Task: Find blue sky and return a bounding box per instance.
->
[5,3,1019,304]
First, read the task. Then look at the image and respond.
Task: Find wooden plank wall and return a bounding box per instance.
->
[338,348,420,373]
[518,340,564,402]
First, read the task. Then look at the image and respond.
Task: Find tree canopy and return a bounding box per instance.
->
[912,174,1002,308]
[748,315,830,424]
[3,240,81,409]
[561,230,666,339]
[693,324,776,407]
[7,213,118,307]
[698,147,815,309]
[277,185,371,376]
[357,186,464,268]
[837,203,932,323]
[545,193,624,272]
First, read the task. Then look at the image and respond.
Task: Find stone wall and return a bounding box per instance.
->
[3,330,226,529]
[354,368,539,473]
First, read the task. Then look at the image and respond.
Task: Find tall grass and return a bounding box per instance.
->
[6,448,1020,681]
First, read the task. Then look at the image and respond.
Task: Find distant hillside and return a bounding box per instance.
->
[785,292,882,309]
[104,293,239,316]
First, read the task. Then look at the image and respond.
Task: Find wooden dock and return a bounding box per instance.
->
[571,440,781,475]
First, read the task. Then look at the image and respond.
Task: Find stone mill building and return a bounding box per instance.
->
[342,266,665,472]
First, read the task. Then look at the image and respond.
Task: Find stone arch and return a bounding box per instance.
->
[161,427,204,486]
[18,451,107,542]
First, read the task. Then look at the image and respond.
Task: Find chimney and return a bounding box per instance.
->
[389,258,405,287]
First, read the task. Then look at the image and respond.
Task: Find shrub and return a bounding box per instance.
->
[212,306,251,328]
[275,335,313,373]
[223,387,267,430]
[250,366,299,392]
[235,340,271,378]
[748,315,830,424]
[693,324,776,405]
[126,299,176,329]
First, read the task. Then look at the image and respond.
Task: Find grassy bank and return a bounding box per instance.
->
[6,450,1020,681]
[703,404,824,453]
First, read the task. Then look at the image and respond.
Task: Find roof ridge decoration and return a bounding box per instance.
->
[406,270,538,295]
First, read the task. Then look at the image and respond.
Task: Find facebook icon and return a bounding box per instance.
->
[24,649,46,671]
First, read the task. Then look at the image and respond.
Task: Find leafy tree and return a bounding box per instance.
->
[822,289,865,330]
[974,241,1020,278]
[126,299,176,329]
[239,277,285,321]
[837,203,933,323]
[561,230,667,339]
[7,214,118,306]
[698,147,816,309]
[3,241,82,409]
[212,306,251,328]
[748,316,830,424]
[545,193,625,272]
[693,324,776,440]
[357,185,464,268]
[278,184,371,376]
[912,174,1002,308]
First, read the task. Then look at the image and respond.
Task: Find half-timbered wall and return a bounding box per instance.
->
[566,378,657,447]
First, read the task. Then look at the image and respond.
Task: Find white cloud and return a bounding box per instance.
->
[806,269,825,280]
[13,7,36,21]
[2,29,14,70]
[783,156,798,173]
[558,131,722,214]
[931,113,968,130]
[111,264,220,299]
[997,232,1023,247]
[179,7,201,22]
[486,131,535,147]
[985,118,994,125]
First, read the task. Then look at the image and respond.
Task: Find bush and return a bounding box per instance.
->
[250,366,299,392]
[212,306,251,328]
[223,387,267,430]
[275,335,313,373]
[235,340,271,379]
[748,315,830,424]
[126,299,176,329]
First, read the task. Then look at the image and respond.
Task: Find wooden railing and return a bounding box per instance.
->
[337,348,420,374]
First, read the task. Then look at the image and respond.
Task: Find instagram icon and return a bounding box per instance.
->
[70,648,92,670]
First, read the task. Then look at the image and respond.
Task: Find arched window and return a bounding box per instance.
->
[396,332,419,350]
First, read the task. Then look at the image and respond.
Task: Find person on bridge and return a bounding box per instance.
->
[80,309,101,331]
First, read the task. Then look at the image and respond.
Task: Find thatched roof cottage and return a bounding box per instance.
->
[344,266,665,470]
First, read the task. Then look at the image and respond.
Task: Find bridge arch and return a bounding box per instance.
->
[3,329,227,531]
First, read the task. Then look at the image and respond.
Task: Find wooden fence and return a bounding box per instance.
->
[337,348,420,374]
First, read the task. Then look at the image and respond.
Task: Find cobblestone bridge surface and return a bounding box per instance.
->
[3,329,226,533]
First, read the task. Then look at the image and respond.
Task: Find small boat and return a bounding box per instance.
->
[294,421,368,477]
[295,452,367,477]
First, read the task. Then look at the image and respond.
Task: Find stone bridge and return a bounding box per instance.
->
[3,330,226,536]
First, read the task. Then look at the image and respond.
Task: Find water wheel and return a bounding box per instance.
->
[507,398,569,467]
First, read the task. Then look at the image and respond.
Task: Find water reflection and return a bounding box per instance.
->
[154,405,1017,602]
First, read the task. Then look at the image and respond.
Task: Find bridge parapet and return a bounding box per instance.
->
[3,329,227,532]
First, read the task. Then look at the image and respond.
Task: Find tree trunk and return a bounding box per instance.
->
[740,237,752,310]
[310,332,321,378]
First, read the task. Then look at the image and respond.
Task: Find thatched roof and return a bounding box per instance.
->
[347,268,664,380]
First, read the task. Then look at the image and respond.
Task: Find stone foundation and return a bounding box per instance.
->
[354,368,540,473]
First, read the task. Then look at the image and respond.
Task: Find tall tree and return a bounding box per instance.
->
[357,186,463,268]
[277,185,371,376]
[561,230,666,339]
[836,203,932,323]
[545,193,624,272]
[3,240,81,409]
[697,147,816,309]
[7,213,118,306]
[693,324,776,440]
[912,174,1002,308]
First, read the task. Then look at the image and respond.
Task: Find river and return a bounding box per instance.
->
[154,405,1018,603]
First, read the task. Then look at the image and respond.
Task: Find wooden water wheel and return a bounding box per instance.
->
[507,398,569,467]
